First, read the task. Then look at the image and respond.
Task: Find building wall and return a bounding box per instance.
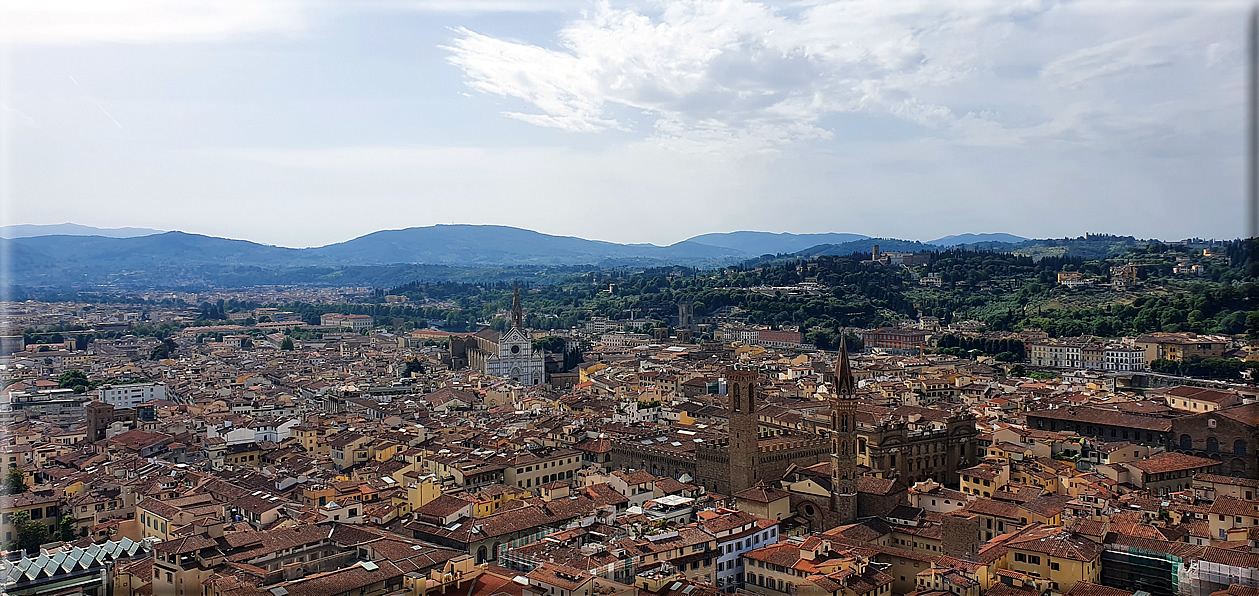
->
[100,383,166,408]
[1171,411,1257,479]
[504,451,583,491]
[1008,548,1100,594]
[859,414,978,486]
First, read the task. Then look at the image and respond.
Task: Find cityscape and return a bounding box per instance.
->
[2,2,1257,596]
[0,228,1255,596]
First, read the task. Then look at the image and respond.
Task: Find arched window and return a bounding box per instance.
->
[1235,440,1248,456]
[476,545,487,564]
[1207,438,1219,453]
[1179,434,1192,451]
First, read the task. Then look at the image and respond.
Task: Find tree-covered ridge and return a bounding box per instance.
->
[910,239,1257,337]
[253,239,1258,344]
[23,239,1254,354]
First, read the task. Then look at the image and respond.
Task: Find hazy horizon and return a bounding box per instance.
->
[0,221,1183,250]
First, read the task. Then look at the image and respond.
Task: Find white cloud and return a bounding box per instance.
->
[443,0,1245,152]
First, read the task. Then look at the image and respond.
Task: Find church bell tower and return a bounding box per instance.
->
[830,339,858,523]
[511,282,525,330]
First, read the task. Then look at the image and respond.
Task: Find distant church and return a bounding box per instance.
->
[448,284,546,385]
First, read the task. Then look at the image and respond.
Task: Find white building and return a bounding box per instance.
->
[98,382,166,408]
[207,418,300,445]
[1027,340,1084,369]
[320,313,373,332]
[1103,345,1147,372]
[701,509,779,590]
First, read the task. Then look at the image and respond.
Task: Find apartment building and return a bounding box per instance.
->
[97,382,167,408]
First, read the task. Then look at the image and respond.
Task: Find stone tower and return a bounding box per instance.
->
[678,301,695,331]
[830,339,859,523]
[725,366,760,495]
[511,282,525,330]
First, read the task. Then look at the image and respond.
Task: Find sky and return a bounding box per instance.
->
[0,0,1250,248]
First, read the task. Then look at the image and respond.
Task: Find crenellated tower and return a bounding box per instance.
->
[725,365,760,495]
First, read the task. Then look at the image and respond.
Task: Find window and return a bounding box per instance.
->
[1179,435,1192,450]
[1235,440,1248,456]
[1207,438,1219,453]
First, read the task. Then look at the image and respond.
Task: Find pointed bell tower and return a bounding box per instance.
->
[511,282,525,330]
[830,338,859,524]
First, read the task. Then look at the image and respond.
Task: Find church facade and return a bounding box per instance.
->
[447,284,546,385]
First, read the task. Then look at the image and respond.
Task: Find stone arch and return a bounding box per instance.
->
[797,500,826,532]
[1179,434,1192,451]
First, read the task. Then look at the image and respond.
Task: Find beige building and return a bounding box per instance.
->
[503,448,582,492]
[735,483,793,521]
[1133,333,1227,363]
[1158,386,1242,413]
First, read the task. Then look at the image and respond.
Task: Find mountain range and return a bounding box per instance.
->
[0,224,1061,290]
[0,223,163,239]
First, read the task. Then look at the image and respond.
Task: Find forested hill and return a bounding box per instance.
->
[35,240,1256,359]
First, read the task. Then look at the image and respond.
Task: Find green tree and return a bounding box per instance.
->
[4,467,27,495]
[9,511,50,554]
[532,336,567,353]
[280,337,295,350]
[149,338,178,360]
[57,370,89,389]
[1009,363,1027,377]
[58,515,76,541]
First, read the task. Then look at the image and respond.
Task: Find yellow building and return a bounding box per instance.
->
[468,484,530,518]
[0,489,62,544]
[291,424,337,457]
[407,475,443,511]
[1003,525,1102,594]
[222,444,263,469]
[1207,496,1259,544]
[743,538,895,596]
[960,463,1009,498]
